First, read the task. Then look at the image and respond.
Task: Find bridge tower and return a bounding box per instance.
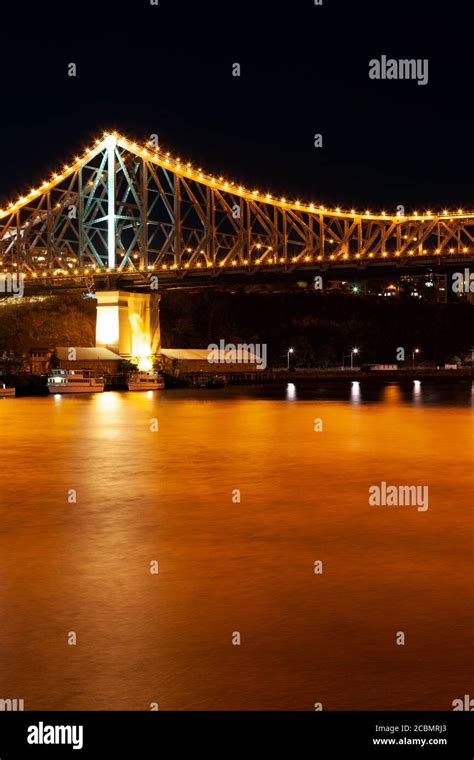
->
[94,134,161,367]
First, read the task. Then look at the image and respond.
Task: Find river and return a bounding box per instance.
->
[0,381,472,710]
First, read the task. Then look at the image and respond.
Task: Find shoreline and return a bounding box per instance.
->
[1,369,473,396]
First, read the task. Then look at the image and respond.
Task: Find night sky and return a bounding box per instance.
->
[2,0,474,210]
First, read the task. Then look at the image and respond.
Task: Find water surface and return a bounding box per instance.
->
[0,381,472,709]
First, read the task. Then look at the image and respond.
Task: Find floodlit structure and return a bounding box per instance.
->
[1,132,473,289]
[1,132,473,359]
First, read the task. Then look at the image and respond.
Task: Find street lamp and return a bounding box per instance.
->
[287,347,294,370]
[412,347,420,369]
[351,347,359,370]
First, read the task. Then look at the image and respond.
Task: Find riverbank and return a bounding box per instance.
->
[1,291,473,370]
[175,368,474,387]
[2,368,473,396]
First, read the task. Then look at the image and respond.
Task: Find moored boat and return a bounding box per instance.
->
[0,384,15,397]
[127,371,165,391]
[47,369,104,394]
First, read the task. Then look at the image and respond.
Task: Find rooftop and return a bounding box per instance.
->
[161,348,260,362]
[56,347,121,361]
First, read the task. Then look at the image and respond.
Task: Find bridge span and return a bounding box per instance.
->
[1,132,474,290]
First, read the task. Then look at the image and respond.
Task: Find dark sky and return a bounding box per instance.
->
[1,0,473,211]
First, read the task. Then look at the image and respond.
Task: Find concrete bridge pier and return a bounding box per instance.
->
[95,290,161,367]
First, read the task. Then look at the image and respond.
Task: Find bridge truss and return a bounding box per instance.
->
[1,133,474,286]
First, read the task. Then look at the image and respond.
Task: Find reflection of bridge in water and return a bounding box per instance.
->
[1,132,474,292]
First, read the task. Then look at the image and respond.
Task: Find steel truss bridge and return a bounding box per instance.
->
[1,132,473,291]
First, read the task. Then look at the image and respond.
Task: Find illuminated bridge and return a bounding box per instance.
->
[1,132,474,292]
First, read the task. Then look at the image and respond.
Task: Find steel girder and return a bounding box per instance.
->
[1,134,474,280]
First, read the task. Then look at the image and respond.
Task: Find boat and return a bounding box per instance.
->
[127,371,165,391]
[47,369,105,394]
[0,384,15,397]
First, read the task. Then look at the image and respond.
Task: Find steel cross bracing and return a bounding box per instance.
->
[1,133,474,286]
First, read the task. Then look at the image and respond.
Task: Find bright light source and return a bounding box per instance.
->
[96,306,119,347]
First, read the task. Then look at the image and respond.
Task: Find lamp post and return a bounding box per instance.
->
[412,347,420,369]
[287,348,294,370]
[351,347,359,370]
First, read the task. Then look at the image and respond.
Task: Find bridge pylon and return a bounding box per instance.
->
[95,290,161,368]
